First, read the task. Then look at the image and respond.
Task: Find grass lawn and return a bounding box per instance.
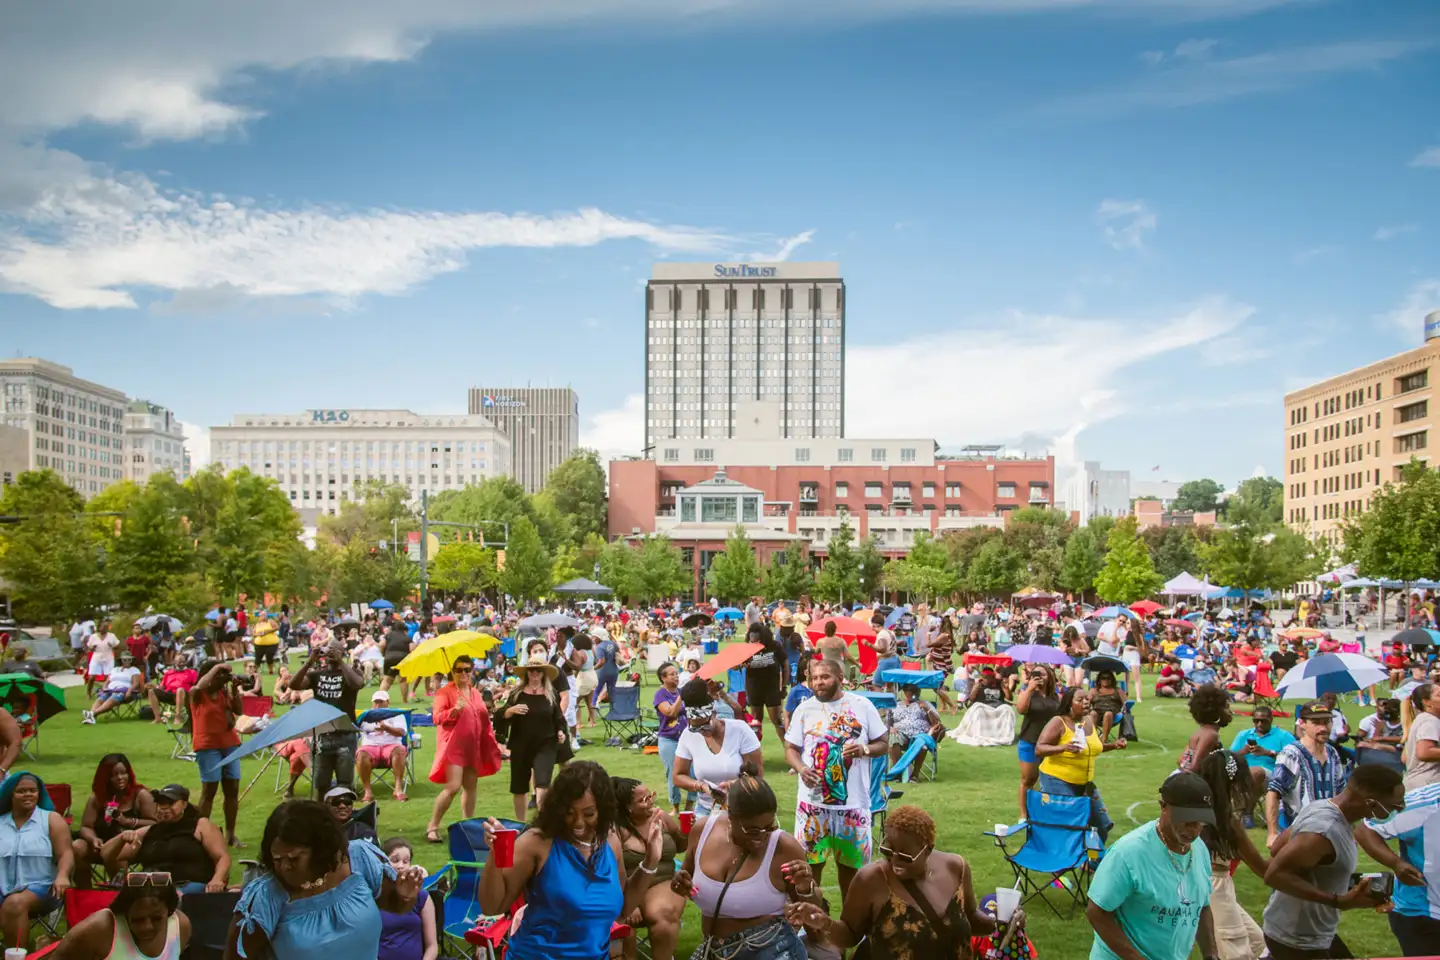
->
[26,659,1401,959]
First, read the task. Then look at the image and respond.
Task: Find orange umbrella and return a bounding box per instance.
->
[804,617,876,642]
[1279,627,1325,640]
[696,643,764,680]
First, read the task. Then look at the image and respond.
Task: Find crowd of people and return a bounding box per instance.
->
[0,592,1436,960]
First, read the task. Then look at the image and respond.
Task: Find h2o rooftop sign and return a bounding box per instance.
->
[311,410,350,423]
[714,264,777,278]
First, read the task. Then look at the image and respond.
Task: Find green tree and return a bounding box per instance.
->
[191,468,300,602]
[1341,459,1440,580]
[541,450,607,546]
[430,541,498,597]
[815,520,861,604]
[941,527,1004,587]
[499,516,552,603]
[317,480,415,549]
[856,535,887,600]
[265,537,323,614]
[1202,514,1321,593]
[965,539,1025,596]
[606,536,692,603]
[706,527,763,603]
[0,471,111,624]
[1094,516,1164,602]
[1227,476,1284,525]
[1004,507,1071,591]
[763,540,814,600]
[1058,526,1104,596]
[1173,479,1225,513]
[1142,526,1206,581]
[102,474,195,613]
[884,533,959,600]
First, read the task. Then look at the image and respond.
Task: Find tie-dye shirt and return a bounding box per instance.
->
[784,692,886,810]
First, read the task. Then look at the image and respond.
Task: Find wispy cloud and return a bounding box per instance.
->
[1292,244,1340,265]
[1045,39,1431,119]
[1380,278,1440,332]
[1411,146,1440,168]
[736,230,815,263]
[1095,199,1157,250]
[1374,223,1419,241]
[580,392,646,462]
[1140,37,1219,66]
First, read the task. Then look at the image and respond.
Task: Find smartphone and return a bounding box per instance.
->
[1350,872,1394,899]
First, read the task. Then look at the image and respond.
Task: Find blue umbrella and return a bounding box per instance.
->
[369,599,395,610]
[884,605,911,629]
[221,700,354,764]
[203,610,220,621]
[1182,612,1204,622]
[1005,644,1073,666]
[1275,653,1389,700]
[1092,606,1130,620]
[1172,644,1198,660]
[713,607,745,621]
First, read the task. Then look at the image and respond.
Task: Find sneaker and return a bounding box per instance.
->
[82,711,95,725]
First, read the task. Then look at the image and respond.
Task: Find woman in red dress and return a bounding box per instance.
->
[424,655,502,843]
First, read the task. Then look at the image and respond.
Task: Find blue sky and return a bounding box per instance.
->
[0,0,1436,493]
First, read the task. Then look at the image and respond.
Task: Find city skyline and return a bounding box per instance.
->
[0,0,1436,494]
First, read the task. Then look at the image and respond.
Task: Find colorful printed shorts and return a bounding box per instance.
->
[795,800,872,869]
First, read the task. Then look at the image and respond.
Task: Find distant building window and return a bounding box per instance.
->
[900,448,916,463]
[871,448,887,463]
[945,506,963,517]
[694,448,714,462]
[945,483,962,498]
[795,447,811,463]
[922,482,936,497]
[865,482,883,498]
[663,448,679,462]
[1398,400,1428,424]
[701,496,737,523]
[743,497,759,523]
[1396,431,1428,454]
[680,497,696,522]
[835,482,849,498]
[837,448,854,462]
[998,483,1016,498]
[1398,370,1429,394]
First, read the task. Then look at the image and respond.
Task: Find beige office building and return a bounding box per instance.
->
[0,358,128,499]
[645,262,846,452]
[466,387,579,493]
[210,409,510,523]
[1283,313,1440,543]
[124,400,188,483]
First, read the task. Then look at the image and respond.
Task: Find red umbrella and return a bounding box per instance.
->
[1163,618,1196,631]
[696,643,764,680]
[1129,600,1162,617]
[804,617,876,642]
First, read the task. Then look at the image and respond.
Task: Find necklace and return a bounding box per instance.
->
[298,874,328,891]
[1155,824,1195,906]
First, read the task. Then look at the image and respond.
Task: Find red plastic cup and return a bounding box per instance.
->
[491,828,517,868]
[679,811,696,835]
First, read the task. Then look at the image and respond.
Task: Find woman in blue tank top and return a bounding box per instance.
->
[479,761,664,960]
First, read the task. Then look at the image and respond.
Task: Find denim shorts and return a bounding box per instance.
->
[196,748,241,784]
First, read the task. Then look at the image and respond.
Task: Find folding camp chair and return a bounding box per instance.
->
[601,683,648,747]
[430,816,527,959]
[168,721,195,762]
[869,755,903,837]
[1251,663,1287,716]
[177,890,242,960]
[44,783,72,825]
[30,887,117,953]
[986,789,1103,919]
[356,708,417,797]
[885,733,938,783]
[14,693,41,760]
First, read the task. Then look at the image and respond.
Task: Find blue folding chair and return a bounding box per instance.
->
[869,754,903,836]
[885,733,938,783]
[985,789,1102,918]
[357,707,418,795]
[602,683,649,747]
[428,816,526,959]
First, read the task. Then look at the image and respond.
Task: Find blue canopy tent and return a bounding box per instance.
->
[713,607,745,621]
[369,599,395,610]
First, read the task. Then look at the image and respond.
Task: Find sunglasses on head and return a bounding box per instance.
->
[126,872,173,888]
[878,843,931,865]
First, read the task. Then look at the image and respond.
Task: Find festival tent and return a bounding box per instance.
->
[551,578,614,596]
[1162,572,1214,596]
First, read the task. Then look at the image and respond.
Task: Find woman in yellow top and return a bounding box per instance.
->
[1035,687,1126,841]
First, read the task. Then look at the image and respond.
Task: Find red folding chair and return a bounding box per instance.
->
[16,693,41,759]
[45,783,73,825]
[30,887,118,955]
[240,694,274,722]
[1249,663,1289,717]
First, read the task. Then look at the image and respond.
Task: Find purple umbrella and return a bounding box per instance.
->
[1005,644,1074,666]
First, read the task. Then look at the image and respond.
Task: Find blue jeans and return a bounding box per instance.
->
[657,736,696,808]
[593,669,619,707]
[1038,772,1113,842]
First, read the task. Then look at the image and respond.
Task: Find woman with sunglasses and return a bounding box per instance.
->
[102,783,229,896]
[423,655,502,845]
[231,800,425,960]
[786,805,1013,960]
[671,768,820,959]
[495,655,568,822]
[0,772,72,953]
[52,873,191,960]
[673,679,764,819]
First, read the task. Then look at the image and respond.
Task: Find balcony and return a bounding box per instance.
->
[798,485,819,503]
[1028,492,1050,504]
[891,487,912,504]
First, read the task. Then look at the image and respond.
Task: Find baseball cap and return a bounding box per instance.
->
[371,689,390,702]
[324,786,357,803]
[153,783,190,804]
[1160,772,1216,825]
[1298,700,1334,722]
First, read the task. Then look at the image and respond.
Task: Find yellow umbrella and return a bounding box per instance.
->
[393,630,500,681]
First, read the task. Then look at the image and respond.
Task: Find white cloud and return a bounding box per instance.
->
[0,0,1311,143]
[180,421,211,468]
[1048,40,1431,118]
[0,156,737,309]
[1373,223,1419,240]
[1381,278,1440,333]
[1095,198,1157,250]
[1410,146,1440,168]
[1142,37,1219,65]
[1291,244,1339,265]
[581,392,646,463]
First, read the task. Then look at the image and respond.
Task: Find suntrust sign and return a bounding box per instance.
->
[713,264,777,279]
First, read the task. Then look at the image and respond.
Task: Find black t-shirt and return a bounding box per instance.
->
[975,684,1006,708]
[310,667,359,717]
[1018,692,1060,744]
[383,628,412,662]
[1270,650,1299,672]
[747,632,788,687]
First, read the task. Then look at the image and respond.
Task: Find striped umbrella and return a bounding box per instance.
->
[1275,653,1388,700]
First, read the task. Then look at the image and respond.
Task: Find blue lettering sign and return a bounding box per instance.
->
[712,264,778,279]
[310,409,351,423]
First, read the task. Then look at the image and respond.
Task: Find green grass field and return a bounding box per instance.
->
[25,661,1402,959]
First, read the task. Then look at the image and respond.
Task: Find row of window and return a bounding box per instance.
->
[1,381,124,419]
[647,367,840,377]
[222,440,489,455]
[646,287,845,313]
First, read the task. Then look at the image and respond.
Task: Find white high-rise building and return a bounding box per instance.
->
[644,262,845,453]
[0,358,128,499]
[209,408,510,523]
[466,387,580,493]
[1065,461,1132,526]
[124,400,188,483]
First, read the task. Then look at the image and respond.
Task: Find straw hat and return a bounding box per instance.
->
[518,654,559,681]
[773,608,795,628]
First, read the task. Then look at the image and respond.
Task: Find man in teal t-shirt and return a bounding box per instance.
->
[1088,773,1220,960]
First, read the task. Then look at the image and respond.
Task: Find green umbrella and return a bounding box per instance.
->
[0,674,68,724]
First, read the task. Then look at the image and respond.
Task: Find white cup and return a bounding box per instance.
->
[8,948,29,960]
[993,823,1008,838]
[995,886,1021,922]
